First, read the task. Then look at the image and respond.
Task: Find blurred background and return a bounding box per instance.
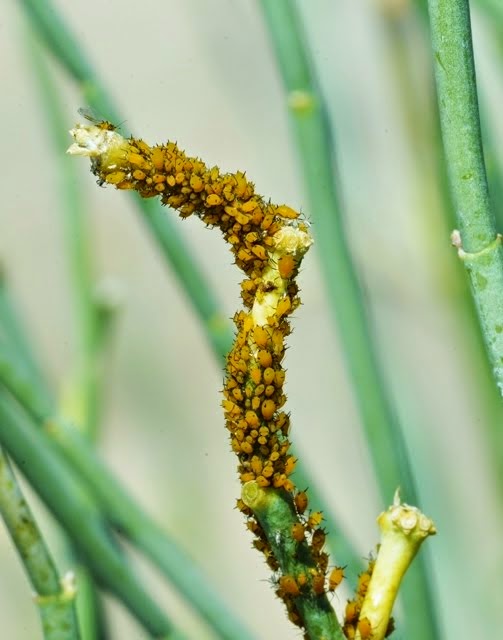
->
[1,0,503,638]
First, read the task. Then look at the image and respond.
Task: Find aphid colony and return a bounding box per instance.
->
[69,119,346,635]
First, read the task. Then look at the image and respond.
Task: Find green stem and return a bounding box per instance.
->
[259,3,439,639]
[20,0,233,362]
[0,343,257,640]
[427,0,503,395]
[0,391,177,640]
[0,445,81,640]
[242,483,344,640]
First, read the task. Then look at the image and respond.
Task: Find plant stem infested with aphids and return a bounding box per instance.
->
[68,119,348,638]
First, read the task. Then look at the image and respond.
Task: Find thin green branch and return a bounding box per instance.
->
[0,445,81,640]
[20,0,233,362]
[0,389,177,640]
[427,0,503,395]
[27,36,100,437]
[259,3,439,639]
[0,269,49,395]
[0,342,257,640]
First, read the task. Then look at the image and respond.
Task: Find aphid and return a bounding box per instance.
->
[277,204,300,219]
[307,510,324,529]
[278,255,296,280]
[328,566,345,592]
[344,600,359,625]
[291,523,305,542]
[261,399,276,421]
[278,575,300,597]
[257,349,273,368]
[294,489,309,514]
[357,617,372,640]
[284,456,297,476]
[311,528,326,555]
[311,572,325,595]
[78,106,117,131]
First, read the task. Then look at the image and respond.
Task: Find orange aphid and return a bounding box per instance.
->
[311,572,325,595]
[291,523,305,542]
[278,255,296,280]
[294,490,309,514]
[279,575,300,597]
[344,600,359,625]
[357,617,372,640]
[328,566,345,591]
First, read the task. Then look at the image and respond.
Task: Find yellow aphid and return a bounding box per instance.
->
[275,370,286,386]
[128,152,148,168]
[133,169,147,180]
[284,456,296,475]
[235,212,250,225]
[253,325,270,348]
[241,199,259,213]
[250,456,262,475]
[357,617,372,640]
[256,475,270,487]
[190,174,204,191]
[151,147,165,170]
[262,465,274,478]
[328,566,345,591]
[104,171,127,184]
[264,385,275,397]
[263,367,275,385]
[307,511,324,529]
[245,410,259,428]
[206,193,222,206]
[240,471,255,483]
[251,245,267,260]
[240,441,253,454]
[277,204,300,219]
[257,350,273,368]
[276,296,292,318]
[250,367,262,385]
[261,399,276,421]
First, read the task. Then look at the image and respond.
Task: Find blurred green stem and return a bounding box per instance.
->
[0,342,257,640]
[259,2,439,639]
[427,0,503,395]
[0,389,177,640]
[0,445,81,640]
[20,0,232,362]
